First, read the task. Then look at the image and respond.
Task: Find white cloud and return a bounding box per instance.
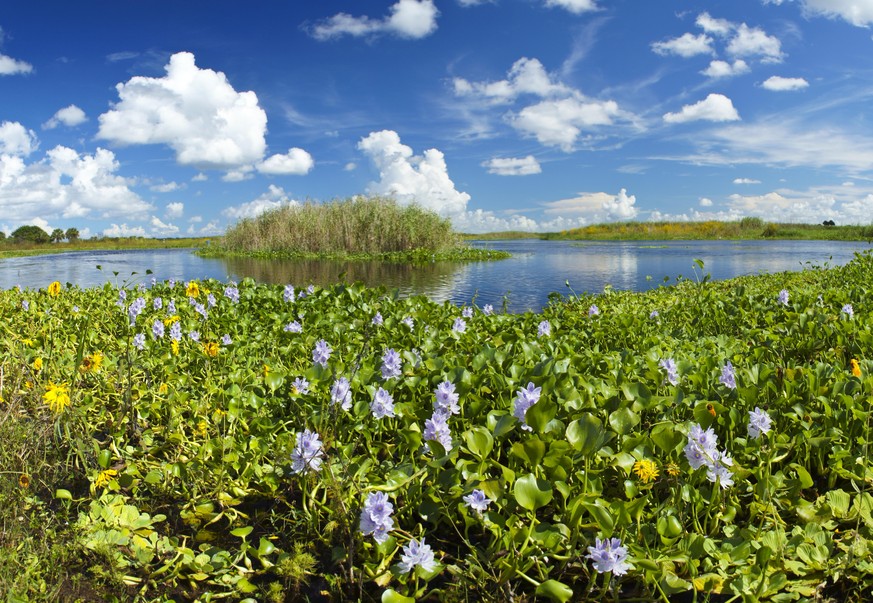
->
[97,52,268,170]
[358,130,470,215]
[651,33,714,57]
[761,75,809,91]
[482,155,542,176]
[451,209,588,233]
[701,59,749,78]
[0,53,32,75]
[544,0,599,14]
[733,178,761,184]
[509,97,621,151]
[103,223,147,237]
[257,148,314,175]
[0,121,37,156]
[453,57,570,104]
[222,166,255,182]
[344,162,357,171]
[0,145,152,224]
[222,184,297,220]
[165,202,184,218]
[727,24,783,62]
[696,12,733,36]
[42,105,87,130]
[800,0,873,27]
[542,188,638,221]
[192,173,208,182]
[699,197,713,206]
[663,93,740,123]
[150,181,182,193]
[693,122,873,172]
[310,0,439,40]
[150,216,179,236]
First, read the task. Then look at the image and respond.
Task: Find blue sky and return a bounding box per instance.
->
[2,0,873,238]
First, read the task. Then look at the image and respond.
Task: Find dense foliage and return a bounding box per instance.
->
[3,252,873,602]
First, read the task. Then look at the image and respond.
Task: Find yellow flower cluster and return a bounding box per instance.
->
[203,342,220,358]
[43,382,71,413]
[851,359,862,378]
[47,281,61,296]
[633,459,659,483]
[80,351,104,374]
[31,357,43,372]
[186,281,200,298]
[95,469,118,489]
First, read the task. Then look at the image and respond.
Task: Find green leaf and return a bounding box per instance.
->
[526,398,556,433]
[535,579,573,602]
[257,537,276,557]
[566,413,605,456]
[55,489,72,500]
[464,427,493,459]
[582,502,614,535]
[608,407,640,435]
[514,473,553,512]
[230,526,253,538]
[381,589,415,603]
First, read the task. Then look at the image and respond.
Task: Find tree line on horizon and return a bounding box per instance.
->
[0,225,80,244]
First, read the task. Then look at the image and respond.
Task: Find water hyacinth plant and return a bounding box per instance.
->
[3,252,873,601]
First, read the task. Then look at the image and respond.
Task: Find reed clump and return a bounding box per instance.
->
[221,196,462,256]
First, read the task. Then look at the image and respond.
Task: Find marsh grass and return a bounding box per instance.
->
[221,197,462,256]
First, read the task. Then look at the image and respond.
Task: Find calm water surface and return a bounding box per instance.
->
[1,240,869,312]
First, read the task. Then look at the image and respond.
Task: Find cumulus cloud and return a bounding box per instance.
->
[221,184,297,220]
[0,49,32,75]
[97,52,268,170]
[800,0,873,27]
[0,145,151,224]
[701,59,749,78]
[651,33,714,57]
[42,105,87,130]
[543,188,638,221]
[453,57,570,104]
[358,130,470,215]
[103,223,147,237]
[699,197,714,206]
[733,178,761,184]
[0,121,37,156]
[727,23,783,62]
[663,93,740,123]
[309,0,439,40]
[761,75,809,91]
[257,148,314,175]
[696,12,733,36]
[165,202,184,218]
[544,0,599,14]
[150,216,179,236]
[482,155,542,176]
[509,97,622,151]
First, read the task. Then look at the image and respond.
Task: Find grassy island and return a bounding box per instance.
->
[3,252,873,601]
[199,197,510,263]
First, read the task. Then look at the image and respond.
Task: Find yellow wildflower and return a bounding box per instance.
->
[171,340,180,356]
[158,383,168,395]
[195,419,208,437]
[43,382,71,413]
[633,459,659,483]
[19,474,30,489]
[163,315,180,326]
[94,469,117,489]
[263,364,270,377]
[186,281,200,298]
[213,408,227,418]
[851,359,862,378]
[665,462,680,477]
[203,342,219,358]
[23,338,34,347]
[80,351,104,374]
[47,281,61,296]
[31,357,43,372]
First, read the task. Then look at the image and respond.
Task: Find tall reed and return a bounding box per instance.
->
[222,197,461,255]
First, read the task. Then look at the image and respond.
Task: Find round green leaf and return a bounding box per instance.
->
[514,473,553,511]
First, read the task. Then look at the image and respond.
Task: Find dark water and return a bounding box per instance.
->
[1,240,869,312]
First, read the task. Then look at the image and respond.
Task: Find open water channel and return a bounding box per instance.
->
[1,239,869,312]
